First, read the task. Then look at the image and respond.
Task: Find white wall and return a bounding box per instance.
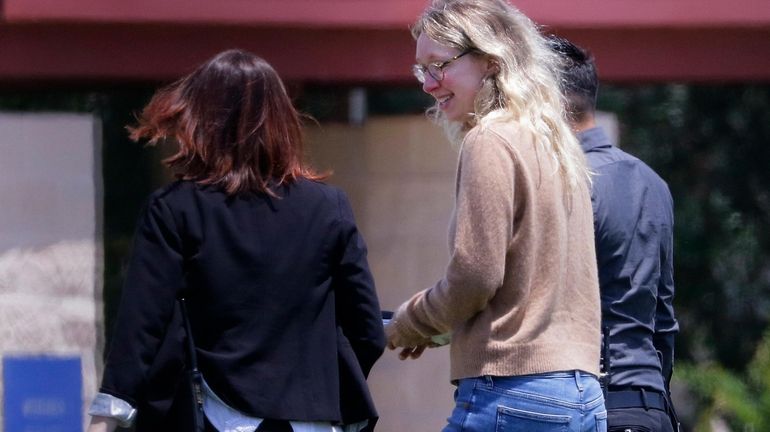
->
[0,112,103,430]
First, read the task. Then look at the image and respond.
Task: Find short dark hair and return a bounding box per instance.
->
[129,49,322,196]
[547,35,598,123]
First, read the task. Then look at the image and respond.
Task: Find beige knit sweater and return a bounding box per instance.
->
[391,120,601,380]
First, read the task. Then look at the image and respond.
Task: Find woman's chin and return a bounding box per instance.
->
[441,107,474,123]
[442,111,463,123]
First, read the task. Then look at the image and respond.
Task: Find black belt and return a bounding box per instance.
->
[605,389,667,411]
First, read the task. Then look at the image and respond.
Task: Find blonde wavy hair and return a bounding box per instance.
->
[412,0,591,191]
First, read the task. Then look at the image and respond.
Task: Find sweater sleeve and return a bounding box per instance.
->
[390,127,516,347]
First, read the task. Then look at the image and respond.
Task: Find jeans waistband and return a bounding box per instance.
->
[479,371,601,393]
[482,371,598,380]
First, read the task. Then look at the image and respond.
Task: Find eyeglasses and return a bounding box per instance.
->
[412,50,471,84]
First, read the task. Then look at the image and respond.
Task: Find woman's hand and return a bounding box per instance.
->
[385,322,436,360]
[392,344,429,360]
[87,415,119,432]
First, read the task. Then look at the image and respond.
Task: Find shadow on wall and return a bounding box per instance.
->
[307,115,458,432]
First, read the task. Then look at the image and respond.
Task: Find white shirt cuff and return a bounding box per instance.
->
[88,392,138,428]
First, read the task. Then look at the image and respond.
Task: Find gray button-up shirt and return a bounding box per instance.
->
[579,127,679,393]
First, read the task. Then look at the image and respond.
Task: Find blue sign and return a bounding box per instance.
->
[3,355,82,432]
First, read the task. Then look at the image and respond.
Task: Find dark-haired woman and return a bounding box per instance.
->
[87,49,385,432]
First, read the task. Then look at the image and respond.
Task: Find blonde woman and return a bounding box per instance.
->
[385,1,606,430]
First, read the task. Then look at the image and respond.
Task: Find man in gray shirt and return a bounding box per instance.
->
[550,36,680,432]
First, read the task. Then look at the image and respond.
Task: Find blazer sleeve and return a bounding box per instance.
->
[100,194,186,406]
[333,189,386,377]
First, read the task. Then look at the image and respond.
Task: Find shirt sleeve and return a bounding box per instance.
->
[88,392,137,428]
[390,128,516,346]
[653,189,678,387]
[99,194,186,405]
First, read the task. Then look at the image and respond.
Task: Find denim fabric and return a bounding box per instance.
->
[443,371,607,432]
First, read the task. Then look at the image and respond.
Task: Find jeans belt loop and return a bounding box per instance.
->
[483,375,494,389]
[640,388,649,410]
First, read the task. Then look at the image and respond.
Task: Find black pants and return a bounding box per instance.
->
[608,407,674,432]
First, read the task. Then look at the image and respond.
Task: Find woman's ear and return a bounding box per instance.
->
[486,58,500,76]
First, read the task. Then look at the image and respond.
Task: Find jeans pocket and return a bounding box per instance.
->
[496,405,570,432]
[595,411,607,432]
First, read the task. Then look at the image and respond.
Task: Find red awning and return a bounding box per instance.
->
[2,0,769,84]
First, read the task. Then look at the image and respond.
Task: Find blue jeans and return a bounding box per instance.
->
[443,371,607,432]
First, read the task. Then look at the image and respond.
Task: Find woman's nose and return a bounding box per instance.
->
[422,74,440,93]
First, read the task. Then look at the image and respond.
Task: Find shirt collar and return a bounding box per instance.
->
[576,127,613,153]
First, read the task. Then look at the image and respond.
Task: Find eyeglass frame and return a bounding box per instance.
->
[412,50,472,84]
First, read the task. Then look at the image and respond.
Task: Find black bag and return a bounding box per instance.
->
[179,298,206,432]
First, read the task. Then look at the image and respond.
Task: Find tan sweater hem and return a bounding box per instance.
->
[449,341,600,381]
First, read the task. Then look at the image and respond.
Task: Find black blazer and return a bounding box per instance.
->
[100,179,385,428]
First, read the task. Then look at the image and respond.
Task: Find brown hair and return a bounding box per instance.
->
[129,49,323,195]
